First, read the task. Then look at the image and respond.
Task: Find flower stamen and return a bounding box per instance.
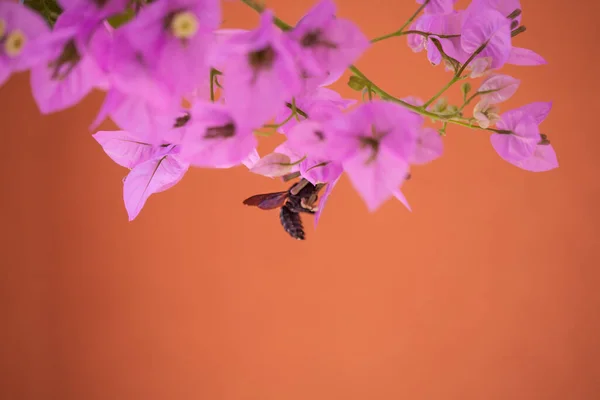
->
[170,11,199,39]
[4,30,27,58]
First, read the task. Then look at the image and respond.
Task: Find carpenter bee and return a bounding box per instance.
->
[242,178,326,240]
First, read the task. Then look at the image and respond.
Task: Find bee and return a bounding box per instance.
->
[242,177,326,240]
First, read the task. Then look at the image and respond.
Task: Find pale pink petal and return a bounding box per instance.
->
[514,101,552,124]
[300,160,342,186]
[123,155,189,221]
[410,128,443,165]
[417,0,458,14]
[249,153,294,178]
[343,146,409,212]
[286,120,331,160]
[478,74,520,104]
[392,187,412,212]
[93,130,158,169]
[507,46,547,66]
[314,175,340,227]
[241,148,260,169]
[511,144,558,172]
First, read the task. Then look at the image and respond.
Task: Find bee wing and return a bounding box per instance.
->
[243,191,289,210]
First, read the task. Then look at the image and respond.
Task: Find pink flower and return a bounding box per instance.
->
[490,103,544,163]
[0,2,50,87]
[286,0,369,91]
[492,102,557,172]
[477,73,520,104]
[215,10,300,129]
[327,101,422,211]
[30,14,108,114]
[93,130,190,221]
[106,0,220,110]
[416,0,458,15]
[179,102,257,168]
[461,7,512,69]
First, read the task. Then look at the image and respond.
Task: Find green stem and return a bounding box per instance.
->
[263,111,296,129]
[370,0,432,43]
[422,75,464,109]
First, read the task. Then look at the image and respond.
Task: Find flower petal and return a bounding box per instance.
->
[93,130,158,169]
[123,154,189,221]
[410,127,444,165]
[507,46,547,66]
[478,73,520,104]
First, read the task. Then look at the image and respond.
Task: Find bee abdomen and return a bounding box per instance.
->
[279,204,305,240]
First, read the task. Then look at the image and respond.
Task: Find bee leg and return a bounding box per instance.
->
[290,178,309,196]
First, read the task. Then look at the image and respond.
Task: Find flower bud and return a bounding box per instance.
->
[348,75,367,91]
[461,82,472,99]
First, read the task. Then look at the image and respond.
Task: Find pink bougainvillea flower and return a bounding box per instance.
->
[215,10,300,129]
[461,8,512,69]
[286,0,370,91]
[477,73,520,104]
[179,102,257,168]
[30,16,108,114]
[493,101,557,172]
[93,130,190,221]
[490,104,543,163]
[326,101,422,211]
[417,0,458,15]
[274,87,355,134]
[410,127,444,165]
[122,145,189,221]
[0,2,51,87]
[107,0,220,109]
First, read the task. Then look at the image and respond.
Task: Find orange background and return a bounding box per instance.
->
[1,0,599,399]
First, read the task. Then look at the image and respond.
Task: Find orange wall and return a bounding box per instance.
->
[1,0,599,399]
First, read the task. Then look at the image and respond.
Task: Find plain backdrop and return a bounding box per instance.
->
[1,0,599,399]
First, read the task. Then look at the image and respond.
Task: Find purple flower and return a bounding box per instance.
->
[490,102,547,163]
[107,0,220,109]
[30,15,108,114]
[327,101,422,211]
[461,7,512,69]
[93,130,190,221]
[179,102,257,168]
[215,10,300,129]
[0,2,50,87]
[477,73,520,104]
[417,0,458,15]
[493,101,557,172]
[468,0,522,24]
[286,0,370,91]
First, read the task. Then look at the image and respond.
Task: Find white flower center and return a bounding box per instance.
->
[171,11,199,39]
[4,30,27,57]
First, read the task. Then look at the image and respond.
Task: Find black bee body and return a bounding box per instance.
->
[242,178,325,241]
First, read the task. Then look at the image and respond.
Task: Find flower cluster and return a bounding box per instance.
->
[1,0,558,235]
